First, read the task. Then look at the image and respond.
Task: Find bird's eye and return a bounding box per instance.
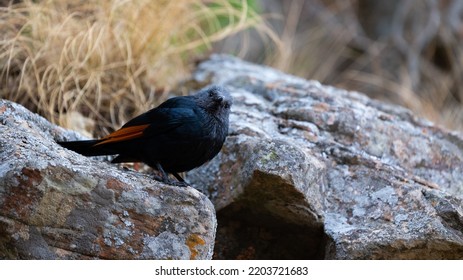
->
[224,103,230,109]
[209,91,215,97]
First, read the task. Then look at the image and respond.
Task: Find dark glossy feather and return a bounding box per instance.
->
[58,85,232,185]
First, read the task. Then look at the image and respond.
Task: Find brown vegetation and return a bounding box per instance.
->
[1,0,463,133]
[0,0,261,135]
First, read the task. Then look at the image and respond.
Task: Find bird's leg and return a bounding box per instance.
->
[172,172,190,187]
[153,163,189,187]
[154,162,170,182]
[172,172,184,182]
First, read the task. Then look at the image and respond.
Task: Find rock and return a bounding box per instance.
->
[2,54,463,260]
[186,54,463,259]
[0,100,216,259]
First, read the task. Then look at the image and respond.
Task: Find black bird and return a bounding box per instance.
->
[58,85,232,186]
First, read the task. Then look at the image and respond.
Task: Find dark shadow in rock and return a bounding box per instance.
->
[213,203,325,260]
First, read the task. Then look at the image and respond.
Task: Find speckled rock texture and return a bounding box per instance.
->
[187,55,463,259]
[0,100,216,259]
[2,55,463,260]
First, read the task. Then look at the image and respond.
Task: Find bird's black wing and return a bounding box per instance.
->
[95,96,198,145]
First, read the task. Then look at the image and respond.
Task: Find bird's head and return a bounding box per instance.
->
[195,85,233,119]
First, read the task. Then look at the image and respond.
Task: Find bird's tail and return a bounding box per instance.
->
[58,140,116,156]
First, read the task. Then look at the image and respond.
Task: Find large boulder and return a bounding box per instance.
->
[0,100,216,259]
[2,54,463,260]
[187,55,463,259]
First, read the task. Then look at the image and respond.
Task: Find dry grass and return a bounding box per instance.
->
[5,1,460,133]
[0,0,261,136]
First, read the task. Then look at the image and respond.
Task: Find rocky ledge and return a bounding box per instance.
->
[1,55,463,259]
[187,55,463,259]
[0,100,216,259]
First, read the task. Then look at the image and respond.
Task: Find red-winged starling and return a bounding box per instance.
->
[58,85,233,186]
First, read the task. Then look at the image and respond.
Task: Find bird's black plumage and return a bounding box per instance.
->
[58,85,232,186]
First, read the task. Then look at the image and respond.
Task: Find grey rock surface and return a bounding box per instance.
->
[187,55,463,259]
[0,100,216,259]
[2,54,463,260]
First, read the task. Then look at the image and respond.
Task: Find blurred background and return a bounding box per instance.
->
[1,0,463,136]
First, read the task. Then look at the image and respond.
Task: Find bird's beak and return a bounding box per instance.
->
[214,95,224,103]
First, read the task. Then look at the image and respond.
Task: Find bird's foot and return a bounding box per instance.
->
[152,174,190,187]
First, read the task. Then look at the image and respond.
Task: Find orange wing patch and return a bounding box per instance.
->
[94,124,149,146]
